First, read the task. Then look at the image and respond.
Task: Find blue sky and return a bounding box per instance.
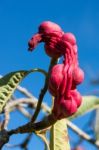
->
[0,0,99,149]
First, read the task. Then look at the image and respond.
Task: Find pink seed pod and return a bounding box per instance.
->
[38,21,63,34]
[52,91,81,119]
[60,97,77,117]
[48,64,64,96]
[70,90,82,107]
[73,67,84,85]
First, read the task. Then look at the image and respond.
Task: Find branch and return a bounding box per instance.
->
[0,130,9,148]
[8,114,57,135]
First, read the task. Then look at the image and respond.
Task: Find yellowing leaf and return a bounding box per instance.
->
[50,119,70,150]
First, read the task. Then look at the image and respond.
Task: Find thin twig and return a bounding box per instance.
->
[17,86,34,98]
[20,133,32,149]
[1,108,10,129]
[31,58,58,122]
[5,144,20,148]
[17,105,32,118]
[2,97,50,129]
[16,85,51,113]
[67,120,99,149]
[5,98,50,114]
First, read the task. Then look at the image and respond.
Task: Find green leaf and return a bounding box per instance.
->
[50,119,70,150]
[69,96,99,120]
[0,68,46,113]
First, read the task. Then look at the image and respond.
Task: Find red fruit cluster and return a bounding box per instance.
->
[28,21,84,119]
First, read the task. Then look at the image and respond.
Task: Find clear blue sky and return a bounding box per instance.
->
[0,0,99,149]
